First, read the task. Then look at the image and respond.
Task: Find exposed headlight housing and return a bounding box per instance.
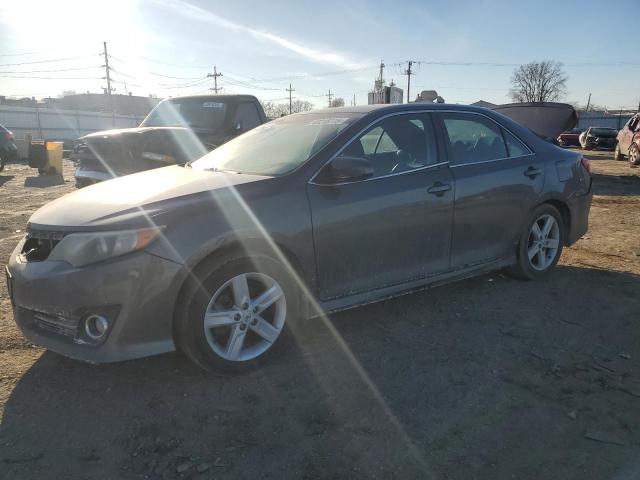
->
[48,227,163,267]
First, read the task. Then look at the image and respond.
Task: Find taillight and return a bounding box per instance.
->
[4,131,13,141]
[580,157,591,174]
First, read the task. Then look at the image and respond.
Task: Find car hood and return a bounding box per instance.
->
[28,165,270,229]
[80,126,189,140]
[491,102,578,140]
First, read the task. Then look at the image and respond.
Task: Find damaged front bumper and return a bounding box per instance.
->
[6,238,182,363]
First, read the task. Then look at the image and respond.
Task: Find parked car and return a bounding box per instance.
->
[0,123,18,172]
[557,128,584,147]
[72,94,267,188]
[579,126,618,150]
[614,113,640,166]
[6,104,592,372]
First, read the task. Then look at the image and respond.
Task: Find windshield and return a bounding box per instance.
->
[191,113,360,176]
[591,128,617,136]
[140,98,228,130]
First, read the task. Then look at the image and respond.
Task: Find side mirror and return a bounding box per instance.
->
[329,155,374,183]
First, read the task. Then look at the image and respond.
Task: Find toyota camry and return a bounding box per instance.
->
[6,104,592,371]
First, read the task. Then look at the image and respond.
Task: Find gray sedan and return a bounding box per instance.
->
[6,104,592,371]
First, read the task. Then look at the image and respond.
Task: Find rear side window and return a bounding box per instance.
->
[441,113,507,164]
[503,129,530,157]
[234,102,262,131]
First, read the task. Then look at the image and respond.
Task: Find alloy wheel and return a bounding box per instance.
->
[203,272,286,362]
[527,214,560,271]
[631,146,640,166]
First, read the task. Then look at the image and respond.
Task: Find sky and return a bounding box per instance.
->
[0,0,638,109]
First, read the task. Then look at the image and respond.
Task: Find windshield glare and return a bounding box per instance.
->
[141,98,227,130]
[191,113,359,176]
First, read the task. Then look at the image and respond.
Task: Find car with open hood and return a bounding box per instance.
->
[72,94,266,187]
[579,126,618,150]
[6,103,592,372]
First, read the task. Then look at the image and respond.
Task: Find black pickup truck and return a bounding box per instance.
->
[73,94,267,187]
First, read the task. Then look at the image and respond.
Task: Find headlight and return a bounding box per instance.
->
[48,227,163,267]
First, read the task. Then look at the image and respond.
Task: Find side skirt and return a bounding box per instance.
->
[304,256,514,319]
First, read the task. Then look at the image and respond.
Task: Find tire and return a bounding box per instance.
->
[0,153,4,173]
[174,254,298,373]
[629,144,640,167]
[508,204,564,280]
[614,143,625,161]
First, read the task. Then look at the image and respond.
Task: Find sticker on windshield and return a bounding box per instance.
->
[307,117,349,126]
[202,102,225,108]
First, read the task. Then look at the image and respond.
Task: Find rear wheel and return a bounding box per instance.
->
[614,143,625,161]
[175,255,297,373]
[0,153,5,172]
[508,204,564,280]
[629,144,640,167]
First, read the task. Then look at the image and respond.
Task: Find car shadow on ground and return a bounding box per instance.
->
[0,175,15,187]
[2,266,640,479]
[591,173,640,196]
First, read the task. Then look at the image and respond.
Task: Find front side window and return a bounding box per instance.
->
[441,113,507,164]
[341,113,438,178]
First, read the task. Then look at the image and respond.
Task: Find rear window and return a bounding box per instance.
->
[141,98,228,131]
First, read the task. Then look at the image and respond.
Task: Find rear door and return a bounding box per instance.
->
[307,113,454,300]
[436,111,543,268]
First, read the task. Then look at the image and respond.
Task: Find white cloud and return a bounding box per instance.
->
[149,0,362,68]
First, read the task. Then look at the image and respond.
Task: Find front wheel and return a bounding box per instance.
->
[629,144,640,167]
[175,255,297,373]
[508,204,564,280]
[614,143,625,161]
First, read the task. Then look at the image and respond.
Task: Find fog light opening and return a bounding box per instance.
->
[84,314,109,340]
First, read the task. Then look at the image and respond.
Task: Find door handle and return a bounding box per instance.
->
[524,166,542,179]
[427,182,451,196]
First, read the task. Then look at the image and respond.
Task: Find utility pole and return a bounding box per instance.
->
[207,66,223,94]
[585,92,591,111]
[327,89,333,108]
[103,41,114,126]
[286,83,295,114]
[353,93,356,107]
[404,60,414,104]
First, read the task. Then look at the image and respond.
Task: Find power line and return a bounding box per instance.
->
[0,74,103,80]
[0,65,102,74]
[0,54,99,67]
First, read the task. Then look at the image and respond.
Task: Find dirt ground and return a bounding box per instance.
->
[1,151,639,480]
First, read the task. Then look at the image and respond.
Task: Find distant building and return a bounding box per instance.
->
[368,83,403,105]
[1,93,159,117]
[54,93,160,116]
[471,100,497,108]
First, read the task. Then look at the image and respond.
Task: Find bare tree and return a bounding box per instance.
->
[291,99,313,113]
[261,99,313,118]
[330,97,345,108]
[509,61,567,103]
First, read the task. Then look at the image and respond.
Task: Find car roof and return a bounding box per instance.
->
[163,94,259,102]
[303,103,494,116]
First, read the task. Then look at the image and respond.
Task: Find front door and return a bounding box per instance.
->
[436,111,544,268]
[306,113,454,300]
